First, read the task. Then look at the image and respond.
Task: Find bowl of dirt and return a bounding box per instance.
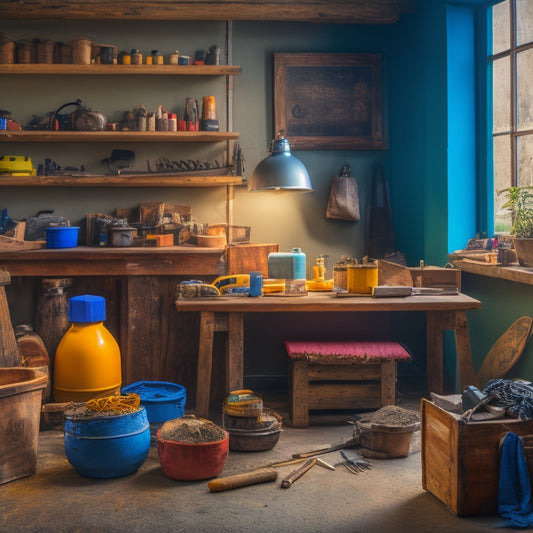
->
[157,415,229,480]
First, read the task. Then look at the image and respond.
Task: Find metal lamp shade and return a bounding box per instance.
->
[248,137,312,191]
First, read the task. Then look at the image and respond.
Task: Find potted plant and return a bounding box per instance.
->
[500,186,533,266]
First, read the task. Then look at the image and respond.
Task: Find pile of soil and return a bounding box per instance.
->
[356,405,420,428]
[159,416,227,443]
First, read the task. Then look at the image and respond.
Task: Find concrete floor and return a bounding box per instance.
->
[0,392,513,533]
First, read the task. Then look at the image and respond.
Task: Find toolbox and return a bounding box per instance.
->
[0,155,36,176]
[421,398,533,516]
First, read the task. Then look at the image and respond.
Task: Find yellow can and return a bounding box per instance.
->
[346,263,379,294]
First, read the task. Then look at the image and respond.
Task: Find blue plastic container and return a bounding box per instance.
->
[121,381,186,423]
[267,248,306,279]
[64,406,150,478]
[46,226,79,249]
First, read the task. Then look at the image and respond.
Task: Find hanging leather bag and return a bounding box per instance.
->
[326,165,360,221]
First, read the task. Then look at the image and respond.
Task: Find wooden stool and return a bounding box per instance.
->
[286,341,412,427]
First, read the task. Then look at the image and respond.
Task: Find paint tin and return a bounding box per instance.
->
[346,263,379,294]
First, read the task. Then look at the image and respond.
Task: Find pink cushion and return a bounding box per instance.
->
[285,341,411,363]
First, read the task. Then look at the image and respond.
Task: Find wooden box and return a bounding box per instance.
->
[409,266,461,290]
[421,398,533,516]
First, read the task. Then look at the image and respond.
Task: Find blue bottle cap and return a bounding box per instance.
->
[68,295,106,323]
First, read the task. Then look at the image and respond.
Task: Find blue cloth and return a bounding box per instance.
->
[499,432,533,528]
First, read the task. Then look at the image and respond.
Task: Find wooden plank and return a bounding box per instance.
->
[0,0,414,24]
[0,285,20,366]
[380,359,396,405]
[0,64,241,75]
[196,311,216,418]
[226,312,244,393]
[0,235,45,251]
[308,363,381,381]
[0,174,243,187]
[289,359,309,427]
[308,382,380,409]
[225,243,279,276]
[0,246,225,277]
[122,276,161,384]
[0,131,239,142]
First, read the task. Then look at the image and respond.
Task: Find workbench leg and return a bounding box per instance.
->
[289,359,309,428]
[427,310,476,394]
[380,360,397,406]
[426,312,445,394]
[196,311,215,418]
[454,311,477,390]
[226,312,243,394]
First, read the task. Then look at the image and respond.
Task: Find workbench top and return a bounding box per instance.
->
[175,291,482,313]
[0,245,225,277]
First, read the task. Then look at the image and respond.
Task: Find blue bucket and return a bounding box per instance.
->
[64,407,150,478]
[122,381,186,423]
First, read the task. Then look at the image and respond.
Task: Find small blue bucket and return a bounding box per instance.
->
[122,381,186,423]
[46,226,79,248]
[64,407,150,478]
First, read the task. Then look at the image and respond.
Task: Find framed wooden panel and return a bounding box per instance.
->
[274,52,386,150]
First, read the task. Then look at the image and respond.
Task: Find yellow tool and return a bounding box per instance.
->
[211,274,250,293]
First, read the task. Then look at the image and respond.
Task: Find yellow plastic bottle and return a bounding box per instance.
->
[53,295,122,403]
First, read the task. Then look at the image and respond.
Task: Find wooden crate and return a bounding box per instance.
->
[421,398,533,516]
[409,266,461,290]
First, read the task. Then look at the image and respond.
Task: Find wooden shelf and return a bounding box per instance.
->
[0,131,239,143]
[0,64,242,76]
[0,0,414,24]
[0,173,243,187]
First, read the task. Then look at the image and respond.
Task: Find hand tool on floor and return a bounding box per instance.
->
[340,449,371,474]
[281,457,317,488]
[207,467,278,492]
[315,458,335,471]
[292,436,359,459]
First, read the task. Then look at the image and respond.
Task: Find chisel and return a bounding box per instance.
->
[281,457,317,488]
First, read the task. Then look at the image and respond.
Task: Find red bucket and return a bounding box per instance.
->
[157,429,229,481]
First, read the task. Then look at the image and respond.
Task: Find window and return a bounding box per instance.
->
[492,0,533,233]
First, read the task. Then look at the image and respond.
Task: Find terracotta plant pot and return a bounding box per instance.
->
[157,429,229,481]
[513,237,533,267]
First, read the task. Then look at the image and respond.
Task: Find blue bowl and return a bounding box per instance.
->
[122,381,186,423]
[46,226,79,249]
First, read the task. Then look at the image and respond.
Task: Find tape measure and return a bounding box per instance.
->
[211,274,250,293]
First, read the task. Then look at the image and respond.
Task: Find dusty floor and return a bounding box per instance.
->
[0,392,515,533]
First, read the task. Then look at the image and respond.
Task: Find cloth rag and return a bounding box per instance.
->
[499,432,533,528]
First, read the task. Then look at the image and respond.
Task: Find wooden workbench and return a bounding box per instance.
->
[0,246,225,387]
[175,292,482,417]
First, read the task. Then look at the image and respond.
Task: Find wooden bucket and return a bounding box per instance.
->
[0,368,47,484]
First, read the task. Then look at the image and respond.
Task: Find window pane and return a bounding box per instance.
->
[517,48,533,130]
[493,0,510,54]
[494,135,512,233]
[517,0,533,46]
[517,134,533,186]
[493,56,511,133]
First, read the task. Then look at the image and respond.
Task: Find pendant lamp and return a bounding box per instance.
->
[248,133,312,191]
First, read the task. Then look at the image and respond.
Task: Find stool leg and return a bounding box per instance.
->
[380,360,397,406]
[289,359,309,427]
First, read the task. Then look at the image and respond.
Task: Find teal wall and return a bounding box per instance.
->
[4,2,511,391]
